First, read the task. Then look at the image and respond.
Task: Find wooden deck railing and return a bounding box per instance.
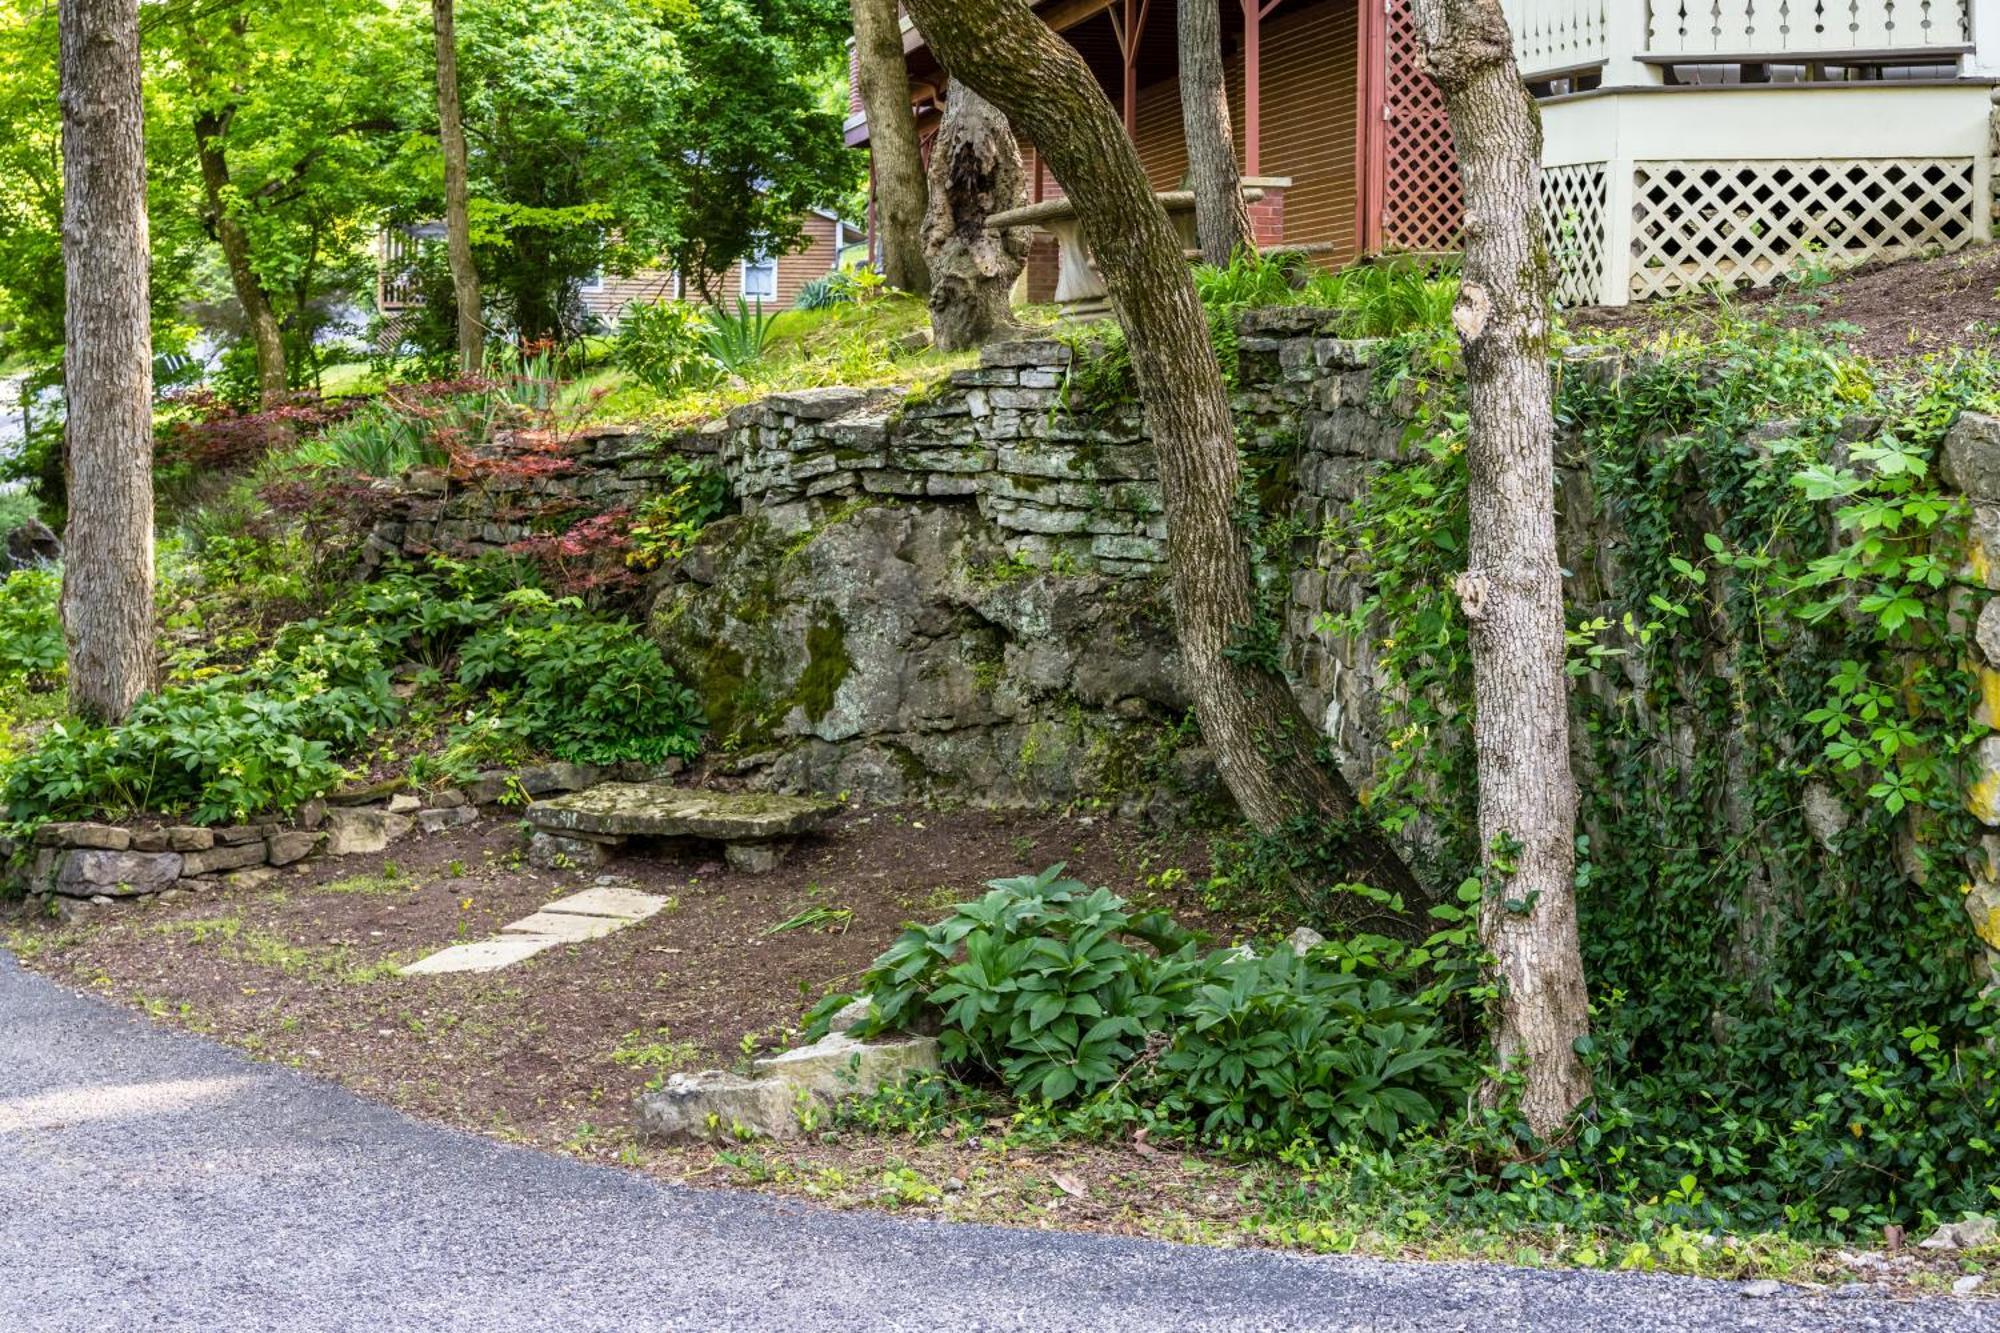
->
[1644,0,1970,59]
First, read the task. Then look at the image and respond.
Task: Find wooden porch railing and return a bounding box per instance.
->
[1645,0,1971,59]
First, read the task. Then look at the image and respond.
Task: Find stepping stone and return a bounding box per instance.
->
[501,911,624,943]
[523,784,840,875]
[400,935,559,976]
[538,885,668,921]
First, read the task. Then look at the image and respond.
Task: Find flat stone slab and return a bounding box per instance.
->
[538,886,668,921]
[525,784,840,843]
[400,935,559,976]
[501,911,624,943]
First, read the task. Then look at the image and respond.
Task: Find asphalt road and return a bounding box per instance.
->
[1,951,1993,1333]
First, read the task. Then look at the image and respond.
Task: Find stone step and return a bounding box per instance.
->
[524,784,841,844]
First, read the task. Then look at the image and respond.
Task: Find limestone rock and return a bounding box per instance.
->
[52,850,182,898]
[1286,926,1326,954]
[1919,1215,1997,1250]
[528,831,616,871]
[33,822,130,851]
[632,1070,800,1144]
[724,843,786,874]
[265,831,323,867]
[225,866,280,892]
[525,784,839,842]
[826,997,874,1034]
[386,793,422,816]
[749,1031,940,1101]
[181,842,268,877]
[417,806,480,835]
[1943,412,2000,502]
[322,808,415,856]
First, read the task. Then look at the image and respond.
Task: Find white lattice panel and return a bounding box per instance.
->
[1628,157,1975,300]
[1644,0,1969,56]
[1540,162,1608,307]
[1503,0,1608,76]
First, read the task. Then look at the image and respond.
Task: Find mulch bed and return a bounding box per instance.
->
[5,805,1219,1150]
[1567,244,2000,365]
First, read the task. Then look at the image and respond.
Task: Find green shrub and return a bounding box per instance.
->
[0,566,63,684]
[455,591,703,765]
[791,273,853,313]
[817,866,1468,1149]
[614,300,716,393]
[2,625,396,823]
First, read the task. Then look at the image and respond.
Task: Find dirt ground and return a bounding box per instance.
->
[1568,243,2000,365]
[2,806,1283,1245]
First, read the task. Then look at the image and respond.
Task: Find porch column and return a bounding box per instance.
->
[1600,0,1651,88]
[1109,0,1153,134]
[1969,0,2000,77]
[1240,0,1282,176]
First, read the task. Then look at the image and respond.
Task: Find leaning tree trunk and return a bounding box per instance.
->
[60,0,156,723]
[1408,0,1592,1140]
[901,0,1424,909]
[194,110,287,408]
[852,0,932,295]
[922,82,1031,352]
[1177,0,1255,266]
[433,0,483,375]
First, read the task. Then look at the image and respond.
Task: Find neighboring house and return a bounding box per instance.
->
[376,208,865,327]
[852,0,2000,307]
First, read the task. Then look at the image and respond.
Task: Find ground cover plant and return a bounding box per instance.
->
[0,559,701,826]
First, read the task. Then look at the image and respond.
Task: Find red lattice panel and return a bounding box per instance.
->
[1382,0,1462,252]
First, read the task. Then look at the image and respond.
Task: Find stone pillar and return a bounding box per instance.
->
[1945,411,2000,984]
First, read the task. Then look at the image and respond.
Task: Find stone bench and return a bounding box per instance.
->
[522,784,841,874]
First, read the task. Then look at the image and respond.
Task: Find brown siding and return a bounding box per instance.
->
[580,214,851,320]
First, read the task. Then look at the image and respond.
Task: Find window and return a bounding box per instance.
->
[742,252,777,301]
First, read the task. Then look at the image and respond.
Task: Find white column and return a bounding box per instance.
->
[1597,157,1636,307]
[1601,0,1654,88]
[1970,0,2000,76]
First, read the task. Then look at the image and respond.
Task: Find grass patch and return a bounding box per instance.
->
[157,913,405,984]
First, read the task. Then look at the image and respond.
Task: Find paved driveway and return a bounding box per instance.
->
[0,951,1992,1333]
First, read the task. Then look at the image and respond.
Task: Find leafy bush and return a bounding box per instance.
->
[455,589,703,765]
[0,566,63,685]
[614,301,717,393]
[819,867,1468,1149]
[3,625,396,823]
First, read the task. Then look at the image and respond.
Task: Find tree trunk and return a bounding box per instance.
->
[922,81,1030,352]
[59,0,156,723]
[193,109,287,409]
[901,0,1424,911]
[1407,0,1592,1140]
[1177,0,1255,266]
[433,0,483,376]
[852,0,931,294]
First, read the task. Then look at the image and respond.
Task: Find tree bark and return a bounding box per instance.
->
[901,0,1424,911]
[193,108,287,409]
[1176,0,1255,266]
[433,0,483,375]
[921,82,1031,352]
[1407,0,1592,1139]
[60,0,156,723]
[852,0,931,295]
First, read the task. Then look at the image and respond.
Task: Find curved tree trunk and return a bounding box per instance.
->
[433,0,483,375]
[194,109,287,409]
[1177,0,1255,266]
[60,0,156,723]
[901,0,1424,910]
[852,0,931,295]
[922,82,1031,352]
[1407,0,1592,1140]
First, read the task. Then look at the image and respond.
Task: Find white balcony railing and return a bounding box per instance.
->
[1504,0,1609,76]
[1644,0,1970,58]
